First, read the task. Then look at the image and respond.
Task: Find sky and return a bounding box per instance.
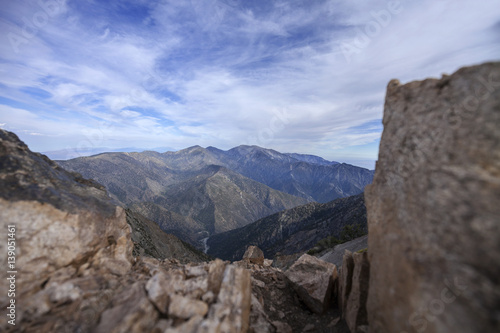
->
[0,0,499,169]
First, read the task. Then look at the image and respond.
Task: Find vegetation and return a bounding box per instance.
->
[307,223,367,255]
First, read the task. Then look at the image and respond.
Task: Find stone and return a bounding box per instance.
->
[146,272,170,313]
[208,265,252,332]
[168,294,209,319]
[207,258,226,295]
[339,250,355,317]
[243,245,265,265]
[250,294,275,333]
[165,315,203,333]
[345,251,370,333]
[95,282,158,333]
[366,62,500,332]
[285,254,338,314]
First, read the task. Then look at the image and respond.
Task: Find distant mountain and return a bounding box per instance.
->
[58,145,372,246]
[43,146,175,160]
[206,193,367,261]
[284,152,339,166]
[181,145,373,202]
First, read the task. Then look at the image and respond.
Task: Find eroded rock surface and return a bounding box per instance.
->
[366,62,500,332]
[243,245,265,265]
[285,254,338,314]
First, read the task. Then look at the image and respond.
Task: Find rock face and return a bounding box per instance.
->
[243,246,265,265]
[344,251,370,333]
[366,62,500,332]
[285,254,338,314]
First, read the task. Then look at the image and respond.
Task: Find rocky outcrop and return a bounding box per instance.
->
[285,254,338,314]
[366,62,500,332]
[345,251,370,333]
[243,245,265,265]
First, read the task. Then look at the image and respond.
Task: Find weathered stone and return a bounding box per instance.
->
[207,258,226,296]
[366,62,500,332]
[146,272,170,313]
[339,250,355,317]
[285,254,338,314]
[165,315,203,333]
[250,294,275,333]
[345,251,370,333]
[168,294,208,319]
[95,282,158,333]
[208,265,252,332]
[243,245,265,265]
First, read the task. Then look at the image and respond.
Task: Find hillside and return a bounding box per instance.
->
[207,193,367,261]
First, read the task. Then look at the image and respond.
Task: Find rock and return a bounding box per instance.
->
[339,250,355,316]
[250,294,275,333]
[366,62,500,332]
[209,265,252,332]
[168,294,209,319]
[285,254,338,314]
[95,282,158,333]
[345,251,370,333]
[243,245,265,265]
[165,315,203,333]
[146,272,170,313]
[207,258,226,296]
[271,321,293,333]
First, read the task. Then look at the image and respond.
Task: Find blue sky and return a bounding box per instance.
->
[0,0,499,169]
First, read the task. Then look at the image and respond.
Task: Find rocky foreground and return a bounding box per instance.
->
[1,61,499,332]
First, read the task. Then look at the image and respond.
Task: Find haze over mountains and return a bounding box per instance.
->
[59,145,373,247]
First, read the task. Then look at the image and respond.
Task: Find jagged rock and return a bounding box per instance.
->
[207,258,227,296]
[250,294,275,333]
[285,254,338,314]
[146,272,171,313]
[339,250,355,316]
[366,62,500,332]
[168,294,209,319]
[209,265,252,332]
[345,251,370,333]
[243,245,265,265]
[95,282,158,333]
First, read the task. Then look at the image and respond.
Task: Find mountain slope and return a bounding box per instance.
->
[125,209,211,263]
[207,193,367,261]
[155,165,309,234]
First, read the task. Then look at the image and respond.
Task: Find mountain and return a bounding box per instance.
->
[284,152,339,166]
[207,193,367,261]
[58,151,308,246]
[125,208,211,263]
[58,144,372,246]
[192,145,373,202]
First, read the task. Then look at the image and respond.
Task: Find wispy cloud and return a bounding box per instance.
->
[0,0,499,168]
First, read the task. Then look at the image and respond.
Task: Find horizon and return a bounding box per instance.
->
[40,142,376,170]
[1,0,499,170]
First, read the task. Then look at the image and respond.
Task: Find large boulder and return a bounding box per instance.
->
[285,254,338,314]
[366,62,500,332]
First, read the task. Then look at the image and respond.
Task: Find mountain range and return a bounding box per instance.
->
[58,145,373,247]
[207,193,367,261]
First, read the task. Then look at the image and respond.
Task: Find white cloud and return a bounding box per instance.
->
[0,0,498,167]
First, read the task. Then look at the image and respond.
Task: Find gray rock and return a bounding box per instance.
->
[345,251,369,333]
[243,245,265,265]
[285,254,338,314]
[366,62,500,332]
